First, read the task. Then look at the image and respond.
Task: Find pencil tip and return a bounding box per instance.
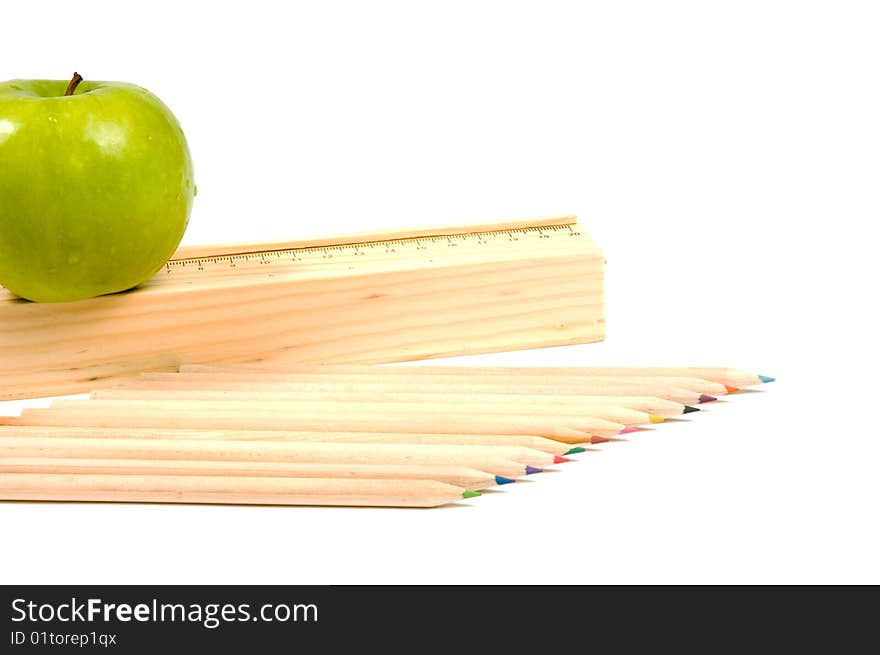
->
[564,446,587,455]
[462,490,481,499]
[725,385,741,393]
[698,394,717,403]
[553,455,571,464]
[759,375,775,383]
[590,434,612,444]
[682,405,700,414]
[619,426,639,435]
[649,414,665,424]
[525,465,543,475]
[494,475,516,486]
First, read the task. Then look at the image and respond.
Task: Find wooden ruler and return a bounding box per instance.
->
[0,215,604,400]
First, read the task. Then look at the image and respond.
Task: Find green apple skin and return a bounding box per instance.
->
[0,79,195,302]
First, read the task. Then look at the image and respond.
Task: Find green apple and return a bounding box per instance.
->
[0,73,195,302]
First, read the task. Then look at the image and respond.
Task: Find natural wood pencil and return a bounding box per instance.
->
[361,365,771,388]
[206,364,772,388]
[47,398,627,437]
[139,371,707,404]
[432,366,771,388]
[0,458,504,491]
[180,365,729,396]
[88,389,657,426]
[0,426,585,454]
[0,432,560,468]
[0,436,541,478]
[18,403,606,441]
[124,378,692,415]
[0,474,477,507]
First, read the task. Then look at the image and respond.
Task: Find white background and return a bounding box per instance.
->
[2,1,878,584]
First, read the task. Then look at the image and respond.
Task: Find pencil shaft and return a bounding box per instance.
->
[17,406,599,441]
[88,390,652,425]
[0,436,531,478]
[0,434,555,467]
[197,364,764,387]
[49,397,624,434]
[0,458,498,491]
[0,473,469,507]
[180,366,728,396]
[0,426,578,454]
[126,378,689,415]
[139,372,703,404]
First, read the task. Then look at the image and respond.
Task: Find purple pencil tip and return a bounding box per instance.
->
[525,465,543,475]
[698,394,717,403]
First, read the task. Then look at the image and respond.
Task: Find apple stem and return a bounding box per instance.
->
[64,72,83,96]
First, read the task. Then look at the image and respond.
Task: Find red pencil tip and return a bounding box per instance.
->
[553,455,571,464]
[619,426,639,435]
[591,434,611,444]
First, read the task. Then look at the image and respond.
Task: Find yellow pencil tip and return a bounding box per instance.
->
[649,415,665,424]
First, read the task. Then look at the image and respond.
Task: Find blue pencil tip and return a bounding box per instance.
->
[758,375,775,383]
[525,465,543,475]
[494,475,516,485]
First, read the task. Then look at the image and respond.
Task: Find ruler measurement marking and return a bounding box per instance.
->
[167,226,581,275]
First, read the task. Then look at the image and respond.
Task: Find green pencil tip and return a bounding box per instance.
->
[462,490,481,499]
[564,446,587,455]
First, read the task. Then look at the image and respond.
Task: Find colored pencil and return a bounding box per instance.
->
[0,433,564,468]
[0,474,478,507]
[13,404,606,442]
[202,364,773,388]
[0,425,591,455]
[88,389,661,426]
[378,365,772,388]
[0,457,507,491]
[0,436,546,479]
[180,365,730,397]
[122,378,694,416]
[138,371,710,405]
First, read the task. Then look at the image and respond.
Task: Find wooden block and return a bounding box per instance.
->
[0,216,604,399]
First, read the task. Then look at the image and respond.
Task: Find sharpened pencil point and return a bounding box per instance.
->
[759,375,775,383]
[494,475,516,485]
[564,446,587,455]
[683,405,700,414]
[553,455,571,464]
[698,394,717,403]
[590,435,612,444]
[725,385,740,393]
[525,465,543,475]
[649,414,665,424]
[619,426,639,434]
[462,490,481,499]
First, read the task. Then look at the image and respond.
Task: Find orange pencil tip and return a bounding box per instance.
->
[725,385,741,393]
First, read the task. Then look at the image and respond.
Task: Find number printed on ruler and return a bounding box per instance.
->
[162,224,587,278]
